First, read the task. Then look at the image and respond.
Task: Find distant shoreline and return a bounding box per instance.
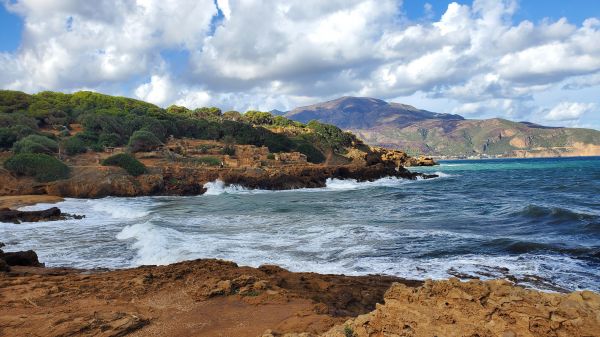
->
[428,154,600,161]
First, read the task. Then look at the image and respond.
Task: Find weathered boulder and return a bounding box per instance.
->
[0,207,62,223]
[1,250,43,267]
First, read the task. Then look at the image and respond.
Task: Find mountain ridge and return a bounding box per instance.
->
[284,96,600,157]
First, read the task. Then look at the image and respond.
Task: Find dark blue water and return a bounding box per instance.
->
[3,157,599,292]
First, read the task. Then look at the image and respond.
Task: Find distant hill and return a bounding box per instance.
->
[285,97,600,157]
[286,96,464,129]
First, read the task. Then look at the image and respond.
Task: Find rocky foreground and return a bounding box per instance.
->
[0,252,598,337]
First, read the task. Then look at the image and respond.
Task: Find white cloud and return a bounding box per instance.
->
[134,74,174,106]
[545,102,596,121]
[2,0,216,91]
[0,0,600,128]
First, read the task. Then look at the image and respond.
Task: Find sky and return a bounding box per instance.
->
[0,0,599,129]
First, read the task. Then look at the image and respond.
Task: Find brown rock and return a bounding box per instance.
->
[321,279,600,337]
[0,258,10,272]
[1,250,43,267]
[0,207,63,223]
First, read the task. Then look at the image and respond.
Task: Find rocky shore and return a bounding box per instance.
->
[0,253,598,337]
[0,146,437,199]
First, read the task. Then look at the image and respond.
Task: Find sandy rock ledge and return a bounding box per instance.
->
[321,278,600,337]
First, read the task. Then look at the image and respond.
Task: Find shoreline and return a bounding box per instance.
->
[1,257,598,336]
[0,195,64,209]
[431,154,600,161]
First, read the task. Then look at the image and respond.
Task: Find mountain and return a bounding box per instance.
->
[285,97,600,157]
[286,96,464,129]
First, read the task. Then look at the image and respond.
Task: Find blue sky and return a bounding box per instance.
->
[402,0,600,23]
[0,0,599,129]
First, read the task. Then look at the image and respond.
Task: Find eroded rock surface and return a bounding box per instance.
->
[322,278,600,337]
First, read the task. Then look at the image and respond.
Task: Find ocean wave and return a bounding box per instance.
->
[116,222,185,265]
[203,180,253,195]
[202,176,416,195]
[431,171,455,178]
[485,238,600,259]
[325,177,410,189]
[90,198,150,219]
[515,205,596,221]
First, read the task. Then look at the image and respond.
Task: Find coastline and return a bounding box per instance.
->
[0,195,64,209]
[431,154,600,161]
[2,158,599,336]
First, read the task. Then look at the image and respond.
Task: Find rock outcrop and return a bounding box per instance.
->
[322,278,600,337]
[0,206,84,223]
[0,157,436,199]
[44,166,164,198]
[0,259,417,337]
[0,244,44,272]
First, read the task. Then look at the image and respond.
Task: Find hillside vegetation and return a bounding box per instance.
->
[286,97,600,157]
[0,90,361,181]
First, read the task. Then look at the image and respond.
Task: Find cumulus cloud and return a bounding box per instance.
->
[545,102,596,121]
[1,0,216,91]
[0,0,599,127]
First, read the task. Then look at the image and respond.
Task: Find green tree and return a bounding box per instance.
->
[128,130,162,152]
[4,153,70,182]
[62,136,87,155]
[166,105,191,115]
[222,110,242,121]
[12,134,59,154]
[101,153,147,176]
[193,107,222,120]
[244,110,273,125]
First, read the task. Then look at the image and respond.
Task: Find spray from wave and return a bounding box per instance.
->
[89,198,150,219]
[202,176,423,195]
[116,222,186,265]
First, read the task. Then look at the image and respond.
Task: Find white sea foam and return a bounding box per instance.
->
[325,177,410,189]
[90,198,150,219]
[116,222,183,265]
[202,176,414,195]
[432,171,454,178]
[203,180,254,195]
[113,218,596,291]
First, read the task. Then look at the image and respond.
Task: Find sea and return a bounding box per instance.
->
[2,157,599,292]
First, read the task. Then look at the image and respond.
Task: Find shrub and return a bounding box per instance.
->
[244,110,273,125]
[98,132,122,147]
[0,128,17,149]
[344,326,355,337]
[74,130,99,144]
[193,107,222,120]
[267,153,275,160]
[101,153,146,176]
[222,110,242,121]
[292,135,326,163]
[4,153,69,182]
[128,130,162,152]
[0,113,38,128]
[221,145,235,156]
[0,126,38,150]
[272,115,299,127]
[306,120,355,153]
[194,156,221,166]
[12,134,59,154]
[62,136,87,155]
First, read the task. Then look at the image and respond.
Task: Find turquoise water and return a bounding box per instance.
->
[2,157,599,292]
